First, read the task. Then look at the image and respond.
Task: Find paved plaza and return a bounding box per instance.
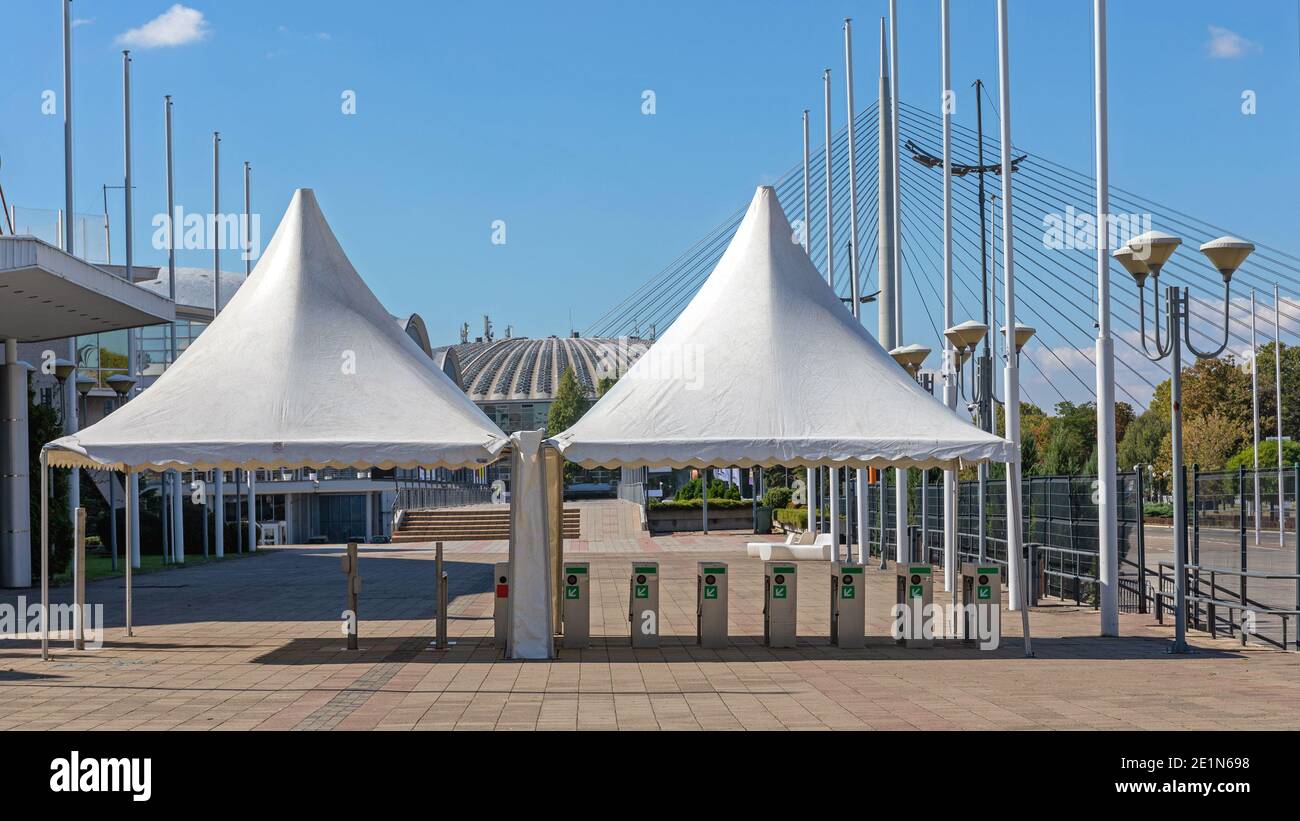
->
[0,519,1297,731]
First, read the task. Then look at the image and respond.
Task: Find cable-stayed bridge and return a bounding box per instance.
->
[586,100,1300,412]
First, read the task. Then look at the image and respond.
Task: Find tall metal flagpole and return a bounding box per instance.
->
[1251,290,1260,544]
[165,96,184,565]
[877,20,895,349]
[122,50,138,570]
[1093,0,1119,636]
[803,110,811,255]
[846,18,870,566]
[888,0,907,564]
[824,67,841,558]
[62,1,79,523]
[213,132,225,559]
[803,110,816,536]
[941,0,958,590]
[1276,284,1285,547]
[997,0,1028,647]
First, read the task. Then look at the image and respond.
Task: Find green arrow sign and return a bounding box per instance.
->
[635,584,649,599]
[565,585,580,600]
[773,585,787,599]
[704,585,718,599]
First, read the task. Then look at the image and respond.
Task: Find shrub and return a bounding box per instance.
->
[762,486,793,510]
[1144,501,1172,518]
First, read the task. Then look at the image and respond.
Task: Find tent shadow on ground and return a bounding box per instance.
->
[2,551,494,629]
[246,633,1246,665]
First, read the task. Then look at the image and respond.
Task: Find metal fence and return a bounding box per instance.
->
[834,464,1299,648]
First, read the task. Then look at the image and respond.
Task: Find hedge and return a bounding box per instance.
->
[648,498,751,511]
[774,508,808,529]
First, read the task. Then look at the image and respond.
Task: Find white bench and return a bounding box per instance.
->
[746,532,834,561]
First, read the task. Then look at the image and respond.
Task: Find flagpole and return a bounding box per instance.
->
[941,0,958,590]
[1093,0,1119,636]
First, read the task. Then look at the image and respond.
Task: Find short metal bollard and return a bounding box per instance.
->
[433,541,451,650]
[74,507,86,651]
[340,542,361,650]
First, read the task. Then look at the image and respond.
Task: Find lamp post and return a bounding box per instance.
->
[1117,231,1253,654]
[890,344,932,565]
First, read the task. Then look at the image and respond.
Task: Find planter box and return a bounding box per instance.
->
[648,506,755,534]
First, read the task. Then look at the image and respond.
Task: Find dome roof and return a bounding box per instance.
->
[435,336,650,402]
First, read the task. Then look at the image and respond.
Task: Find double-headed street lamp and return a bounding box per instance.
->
[1115,231,1254,654]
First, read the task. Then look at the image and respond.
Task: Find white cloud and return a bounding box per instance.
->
[72,18,94,28]
[116,5,210,49]
[1206,25,1260,59]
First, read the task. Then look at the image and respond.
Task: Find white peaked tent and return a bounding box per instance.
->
[550,185,1015,469]
[47,189,507,471]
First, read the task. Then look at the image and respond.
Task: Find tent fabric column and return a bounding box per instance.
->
[507,430,554,660]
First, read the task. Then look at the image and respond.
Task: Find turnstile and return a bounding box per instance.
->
[894,563,934,648]
[629,562,660,647]
[960,563,1002,647]
[493,561,510,649]
[696,561,728,648]
[830,562,865,648]
[562,561,590,649]
[763,561,798,647]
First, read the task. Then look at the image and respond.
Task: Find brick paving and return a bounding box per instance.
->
[0,532,1297,731]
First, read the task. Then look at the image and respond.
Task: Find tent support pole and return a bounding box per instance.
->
[40,450,49,661]
[125,468,134,637]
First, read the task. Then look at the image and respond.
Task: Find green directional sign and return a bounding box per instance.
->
[909,584,924,598]
[977,585,991,600]
[704,585,718,599]
[565,585,580,600]
[841,585,856,599]
[773,584,787,599]
[635,584,649,599]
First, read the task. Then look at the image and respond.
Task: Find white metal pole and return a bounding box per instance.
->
[40,450,48,660]
[845,19,861,315]
[941,0,958,590]
[1276,284,1284,547]
[802,110,810,256]
[802,109,813,536]
[824,69,834,290]
[165,96,184,565]
[886,3,908,562]
[213,132,221,318]
[62,0,74,255]
[248,469,257,551]
[1093,0,1119,636]
[823,68,841,558]
[889,0,901,338]
[1252,290,1260,544]
[877,18,895,350]
[997,0,1027,635]
[845,18,870,566]
[243,161,252,276]
[125,470,134,635]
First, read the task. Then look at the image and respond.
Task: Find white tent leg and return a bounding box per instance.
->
[125,469,134,637]
[40,450,49,661]
[829,468,840,561]
[855,468,868,564]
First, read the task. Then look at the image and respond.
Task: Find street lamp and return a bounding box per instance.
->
[1119,231,1252,653]
[889,343,932,378]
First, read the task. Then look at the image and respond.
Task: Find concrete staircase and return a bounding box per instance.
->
[392,505,581,543]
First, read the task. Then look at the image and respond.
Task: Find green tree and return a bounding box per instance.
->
[546,367,588,435]
[1157,410,1245,473]
[1225,439,1300,472]
[1042,423,1087,476]
[28,390,72,582]
[1118,410,1166,472]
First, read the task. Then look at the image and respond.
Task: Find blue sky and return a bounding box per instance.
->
[3,0,1298,372]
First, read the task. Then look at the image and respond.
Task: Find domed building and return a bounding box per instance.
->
[432,333,651,435]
